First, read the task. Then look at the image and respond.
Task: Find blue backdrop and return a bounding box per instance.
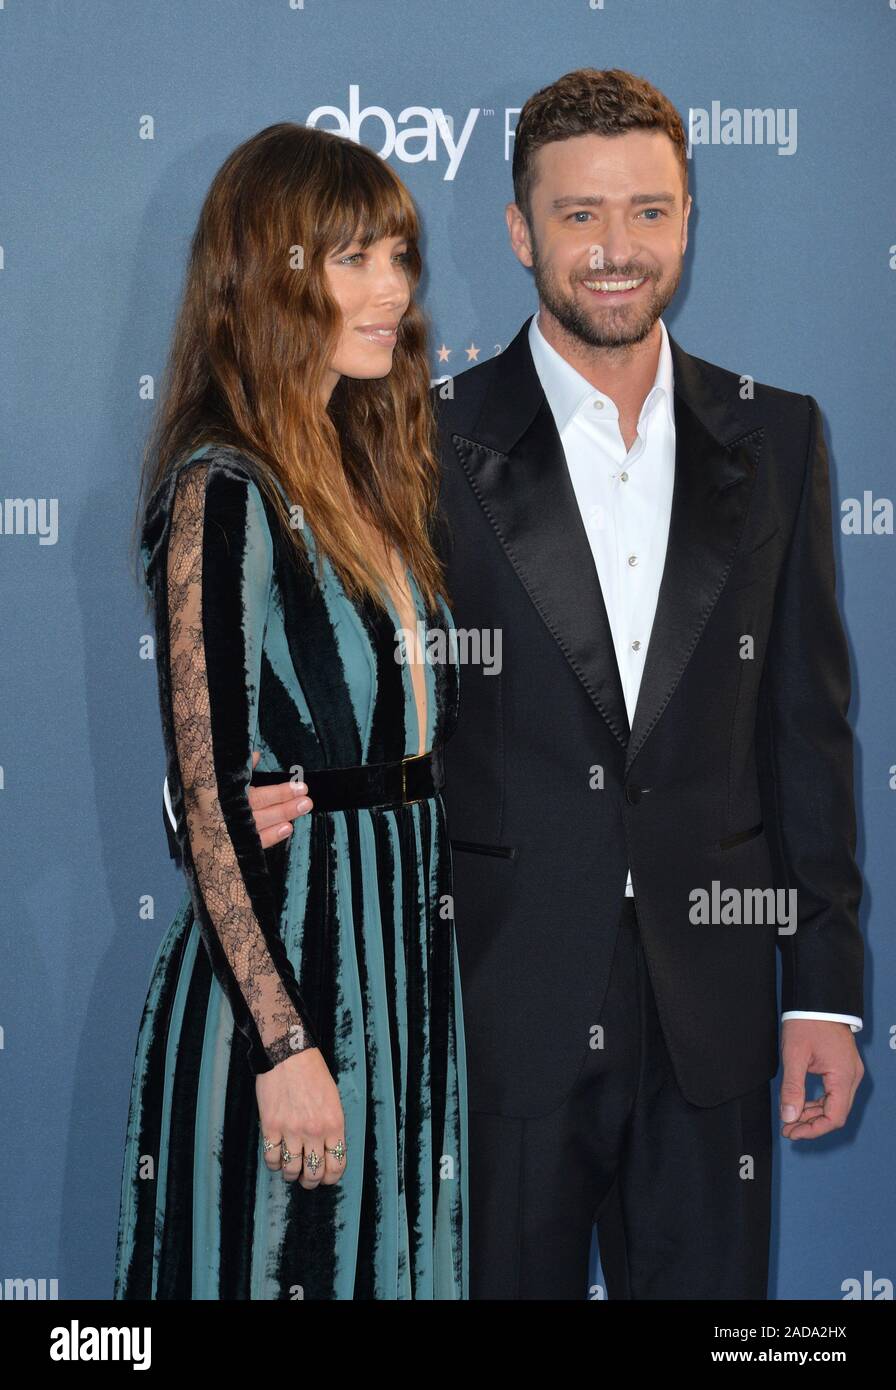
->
[1,0,893,1300]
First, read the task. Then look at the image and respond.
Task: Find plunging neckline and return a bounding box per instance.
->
[350,515,428,758]
[381,548,429,759]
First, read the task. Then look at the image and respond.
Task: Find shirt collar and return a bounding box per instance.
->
[528,310,675,436]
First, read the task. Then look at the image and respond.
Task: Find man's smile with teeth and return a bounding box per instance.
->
[581,276,647,292]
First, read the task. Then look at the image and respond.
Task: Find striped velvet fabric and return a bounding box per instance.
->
[114,445,467,1299]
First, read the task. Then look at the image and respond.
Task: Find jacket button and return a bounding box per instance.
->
[625,784,641,804]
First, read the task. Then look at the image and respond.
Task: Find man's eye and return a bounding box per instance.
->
[568,211,593,222]
[640,209,663,220]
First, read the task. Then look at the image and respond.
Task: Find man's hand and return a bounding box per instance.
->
[779,1019,864,1140]
[248,749,313,847]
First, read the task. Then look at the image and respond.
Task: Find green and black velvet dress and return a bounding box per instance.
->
[113,444,467,1299]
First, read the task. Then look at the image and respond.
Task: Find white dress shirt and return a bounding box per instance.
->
[527,311,861,1033]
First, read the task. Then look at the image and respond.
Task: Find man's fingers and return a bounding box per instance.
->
[779,1077,807,1124]
[255,795,312,831]
[248,779,314,847]
[246,754,314,846]
[259,824,293,849]
[785,1114,840,1140]
[250,780,309,815]
[249,781,310,814]
[819,1080,851,1129]
[780,1099,824,1135]
[783,1083,850,1140]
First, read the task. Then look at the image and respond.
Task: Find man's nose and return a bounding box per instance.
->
[596,219,637,268]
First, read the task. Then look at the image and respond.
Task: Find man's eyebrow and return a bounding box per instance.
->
[550,193,677,209]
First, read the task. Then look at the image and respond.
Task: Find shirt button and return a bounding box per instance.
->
[620,471,629,481]
[631,640,641,651]
[593,399,604,410]
[627,554,638,566]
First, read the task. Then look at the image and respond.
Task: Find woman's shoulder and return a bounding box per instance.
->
[172,442,269,492]
[140,444,285,578]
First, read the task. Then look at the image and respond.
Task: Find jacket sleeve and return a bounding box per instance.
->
[757,395,864,1020]
[150,459,319,1074]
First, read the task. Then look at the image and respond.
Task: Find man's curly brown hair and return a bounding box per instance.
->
[512,68,689,225]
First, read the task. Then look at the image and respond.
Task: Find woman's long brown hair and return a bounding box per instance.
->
[131,121,448,615]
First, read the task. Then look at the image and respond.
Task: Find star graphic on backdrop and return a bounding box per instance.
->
[465,342,480,362]
[436,344,451,362]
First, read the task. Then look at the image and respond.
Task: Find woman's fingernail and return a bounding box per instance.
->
[278,823,293,838]
[296,798,312,814]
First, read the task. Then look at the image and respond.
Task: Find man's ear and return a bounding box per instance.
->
[506,202,535,269]
[680,192,692,258]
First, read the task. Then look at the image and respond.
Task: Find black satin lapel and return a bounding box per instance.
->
[452,395,631,749]
[625,387,765,773]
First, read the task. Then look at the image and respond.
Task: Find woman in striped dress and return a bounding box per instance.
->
[113,122,467,1299]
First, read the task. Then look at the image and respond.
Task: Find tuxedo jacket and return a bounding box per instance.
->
[433,314,863,1117]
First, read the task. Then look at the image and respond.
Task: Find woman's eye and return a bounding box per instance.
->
[339,250,411,265]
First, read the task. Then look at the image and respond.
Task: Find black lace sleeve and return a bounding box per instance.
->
[150,458,319,1075]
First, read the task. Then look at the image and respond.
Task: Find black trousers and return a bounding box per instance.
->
[469,895,772,1299]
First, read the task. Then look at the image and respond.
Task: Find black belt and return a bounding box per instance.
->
[249,745,445,812]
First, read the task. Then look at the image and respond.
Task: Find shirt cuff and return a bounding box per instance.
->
[781,1010,862,1033]
[163,774,177,832]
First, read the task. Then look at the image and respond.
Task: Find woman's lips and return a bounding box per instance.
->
[355,326,398,344]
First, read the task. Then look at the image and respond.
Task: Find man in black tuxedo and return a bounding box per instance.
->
[425,67,863,1299]
[164,68,864,1298]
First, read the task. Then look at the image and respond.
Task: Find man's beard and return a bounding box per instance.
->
[531,237,682,351]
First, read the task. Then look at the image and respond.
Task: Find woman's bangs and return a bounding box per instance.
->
[324,152,418,256]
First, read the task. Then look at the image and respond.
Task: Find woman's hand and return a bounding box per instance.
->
[250,750,333,1185]
[248,749,313,847]
[256,1047,346,1188]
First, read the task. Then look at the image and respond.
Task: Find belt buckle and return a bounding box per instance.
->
[401,751,426,806]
